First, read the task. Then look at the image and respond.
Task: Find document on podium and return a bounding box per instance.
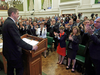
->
[22,38,39,46]
[0,43,3,49]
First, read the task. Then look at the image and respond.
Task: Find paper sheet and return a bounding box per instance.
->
[0,43,3,49]
[22,38,39,46]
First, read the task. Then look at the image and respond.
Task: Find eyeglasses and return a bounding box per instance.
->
[85,22,89,23]
[94,21,100,23]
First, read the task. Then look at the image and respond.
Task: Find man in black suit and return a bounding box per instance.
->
[86,17,100,75]
[25,21,31,34]
[82,20,95,75]
[64,20,75,40]
[90,19,94,29]
[31,21,38,36]
[2,7,38,75]
[0,20,2,34]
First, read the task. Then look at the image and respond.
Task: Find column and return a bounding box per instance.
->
[80,0,92,7]
[91,0,95,5]
[29,0,34,11]
[23,0,27,11]
[34,0,41,12]
[52,0,59,9]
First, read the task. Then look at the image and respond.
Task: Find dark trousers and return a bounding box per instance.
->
[91,58,100,75]
[84,51,95,75]
[7,58,23,75]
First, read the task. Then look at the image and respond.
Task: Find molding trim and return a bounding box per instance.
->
[59,1,80,6]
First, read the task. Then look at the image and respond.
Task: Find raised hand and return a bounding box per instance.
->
[87,26,95,35]
[69,35,73,41]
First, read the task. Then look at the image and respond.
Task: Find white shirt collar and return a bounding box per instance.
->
[9,17,16,23]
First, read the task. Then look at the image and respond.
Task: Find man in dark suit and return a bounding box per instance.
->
[25,21,31,34]
[2,7,38,75]
[64,20,75,40]
[31,21,38,36]
[86,17,100,75]
[90,19,94,29]
[0,20,2,34]
[81,20,95,75]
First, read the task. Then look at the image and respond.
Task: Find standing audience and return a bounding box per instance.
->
[54,26,66,64]
[85,17,100,75]
[66,26,81,72]
[0,13,100,74]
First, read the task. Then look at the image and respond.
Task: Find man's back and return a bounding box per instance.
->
[3,17,32,60]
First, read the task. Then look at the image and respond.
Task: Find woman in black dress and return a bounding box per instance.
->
[66,26,81,72]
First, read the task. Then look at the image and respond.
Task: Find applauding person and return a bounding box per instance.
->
[85,18,100,75]
[54,26,67,64]
[66,26,81,72]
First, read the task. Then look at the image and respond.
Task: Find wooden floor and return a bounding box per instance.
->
[42,50,82,75]
[0,35,82,75]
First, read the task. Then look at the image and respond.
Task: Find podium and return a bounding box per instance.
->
[21,34,47,75]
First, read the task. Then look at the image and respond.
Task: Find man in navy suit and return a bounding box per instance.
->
[86,17,100,75]
[2,7,38,75]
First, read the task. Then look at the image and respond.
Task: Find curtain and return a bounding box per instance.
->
[95,0,98,3]
[43,0,51,9]
[29,0,34,11]
[27,0,34,11]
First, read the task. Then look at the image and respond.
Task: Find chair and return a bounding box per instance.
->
[76,44,86,64]
[47,36,53,52]
[46,32,50,36]
[75,44,86,73]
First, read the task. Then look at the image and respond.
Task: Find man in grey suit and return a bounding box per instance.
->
[2,7,38,75]
[86,17,100,75]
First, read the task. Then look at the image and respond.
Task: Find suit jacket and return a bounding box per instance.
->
[64,24,75,40]
[81,33,91,56]
[19,27,26,36]
[25,25,31,35]
[53,23,59,33]
[48,25,55,37]
[68,35,81,51]
[30,26,37,36]
[2,17,32,60]
[57,33,67,48]
[89,30,100,60]
[81,33,90,46]
[46,20,50,32]
[0,24,2,34]
[49,23,59,37]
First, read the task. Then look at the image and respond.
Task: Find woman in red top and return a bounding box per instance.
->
[54,26,67,64]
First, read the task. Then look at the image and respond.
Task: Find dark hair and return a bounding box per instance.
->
[8,7,18,16]
[95,14,98,16]
[90,19,94,21]
[84,16,88,19]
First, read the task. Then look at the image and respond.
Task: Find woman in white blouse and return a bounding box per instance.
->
[36,22,47,38]
[36,22,47,57]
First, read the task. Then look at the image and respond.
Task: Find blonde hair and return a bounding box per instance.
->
[70,26,80,36]
[59,26,65,30]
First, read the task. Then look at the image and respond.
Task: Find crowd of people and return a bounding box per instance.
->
[0,12,100,75]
